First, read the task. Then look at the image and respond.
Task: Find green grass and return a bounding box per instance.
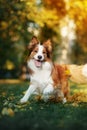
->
[0,82,87,130]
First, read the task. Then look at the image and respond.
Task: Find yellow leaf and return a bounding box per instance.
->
[7,108,15,117]
[65,70,71,75]
[1,108,15,117]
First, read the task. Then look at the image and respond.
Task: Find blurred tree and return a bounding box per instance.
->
[0,0,28,69]
[68,0,87,53]
[0,0,66,71]
[43,0,87,63]
[0,0,87,75]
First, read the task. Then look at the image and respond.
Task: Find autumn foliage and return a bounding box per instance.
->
[0,0,87,70]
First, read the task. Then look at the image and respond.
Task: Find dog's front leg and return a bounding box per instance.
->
[20,84,37,103]
[42,84,54,102]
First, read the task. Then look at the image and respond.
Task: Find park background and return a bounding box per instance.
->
[0,1,87,130]
[0,0,87,79]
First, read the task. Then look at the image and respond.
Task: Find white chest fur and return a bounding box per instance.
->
[20,60,54,103]
[27,60,53,89]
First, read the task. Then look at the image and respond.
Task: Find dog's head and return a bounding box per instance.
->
[27,36,52,68]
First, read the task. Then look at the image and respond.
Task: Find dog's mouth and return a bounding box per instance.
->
[34,59,42,68]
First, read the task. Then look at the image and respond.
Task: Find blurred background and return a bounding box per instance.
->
[0,0,87,80]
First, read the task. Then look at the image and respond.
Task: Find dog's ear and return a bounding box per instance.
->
[28,36,39,50]
[43,39,52,58]
[43,39,52,53]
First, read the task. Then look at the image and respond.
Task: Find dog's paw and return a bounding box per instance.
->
[43,86,54,95]
[42,94,49,102]
[20,98,28,104]
[62,98,67,104]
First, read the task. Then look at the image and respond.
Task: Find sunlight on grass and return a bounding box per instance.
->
[69,82,87,103]
[0,82,87,130]
[0,79,22,84]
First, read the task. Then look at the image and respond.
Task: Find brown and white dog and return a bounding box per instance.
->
[20,36,87,103]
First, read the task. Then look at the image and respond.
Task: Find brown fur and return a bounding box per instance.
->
[27,36,87,102]
[43,40,52,58]
[52,64,70,100]
[28,67,34,75]
[27,36,39,51]
[27,37,71,101]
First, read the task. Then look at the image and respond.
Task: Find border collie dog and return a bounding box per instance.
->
[20,36,87,103]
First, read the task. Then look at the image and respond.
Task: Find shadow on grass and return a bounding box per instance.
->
[0,82,87,130]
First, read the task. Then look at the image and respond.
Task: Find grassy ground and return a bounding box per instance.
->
[0,81,87,130]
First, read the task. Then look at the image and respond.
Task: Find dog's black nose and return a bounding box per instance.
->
[38,55,42,60]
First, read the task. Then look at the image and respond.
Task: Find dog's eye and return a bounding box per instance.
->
[34,50,38,53]
[43,51,46,54]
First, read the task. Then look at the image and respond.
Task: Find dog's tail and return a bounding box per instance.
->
[66,64,87,84]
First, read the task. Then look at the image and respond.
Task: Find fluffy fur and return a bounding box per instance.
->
[20,36,87,104]
[67,64,87,84]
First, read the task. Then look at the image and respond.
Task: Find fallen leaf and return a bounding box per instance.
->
[1,107,15,117]
[1,92,7,96]
[1,107,8,116]
[7,108,15,117]
[29,107,32,110]
[72,102,79,107]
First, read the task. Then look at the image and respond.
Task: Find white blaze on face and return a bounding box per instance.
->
[34,44,44,67]
[82,64,87,77]
[34,44,44,61]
